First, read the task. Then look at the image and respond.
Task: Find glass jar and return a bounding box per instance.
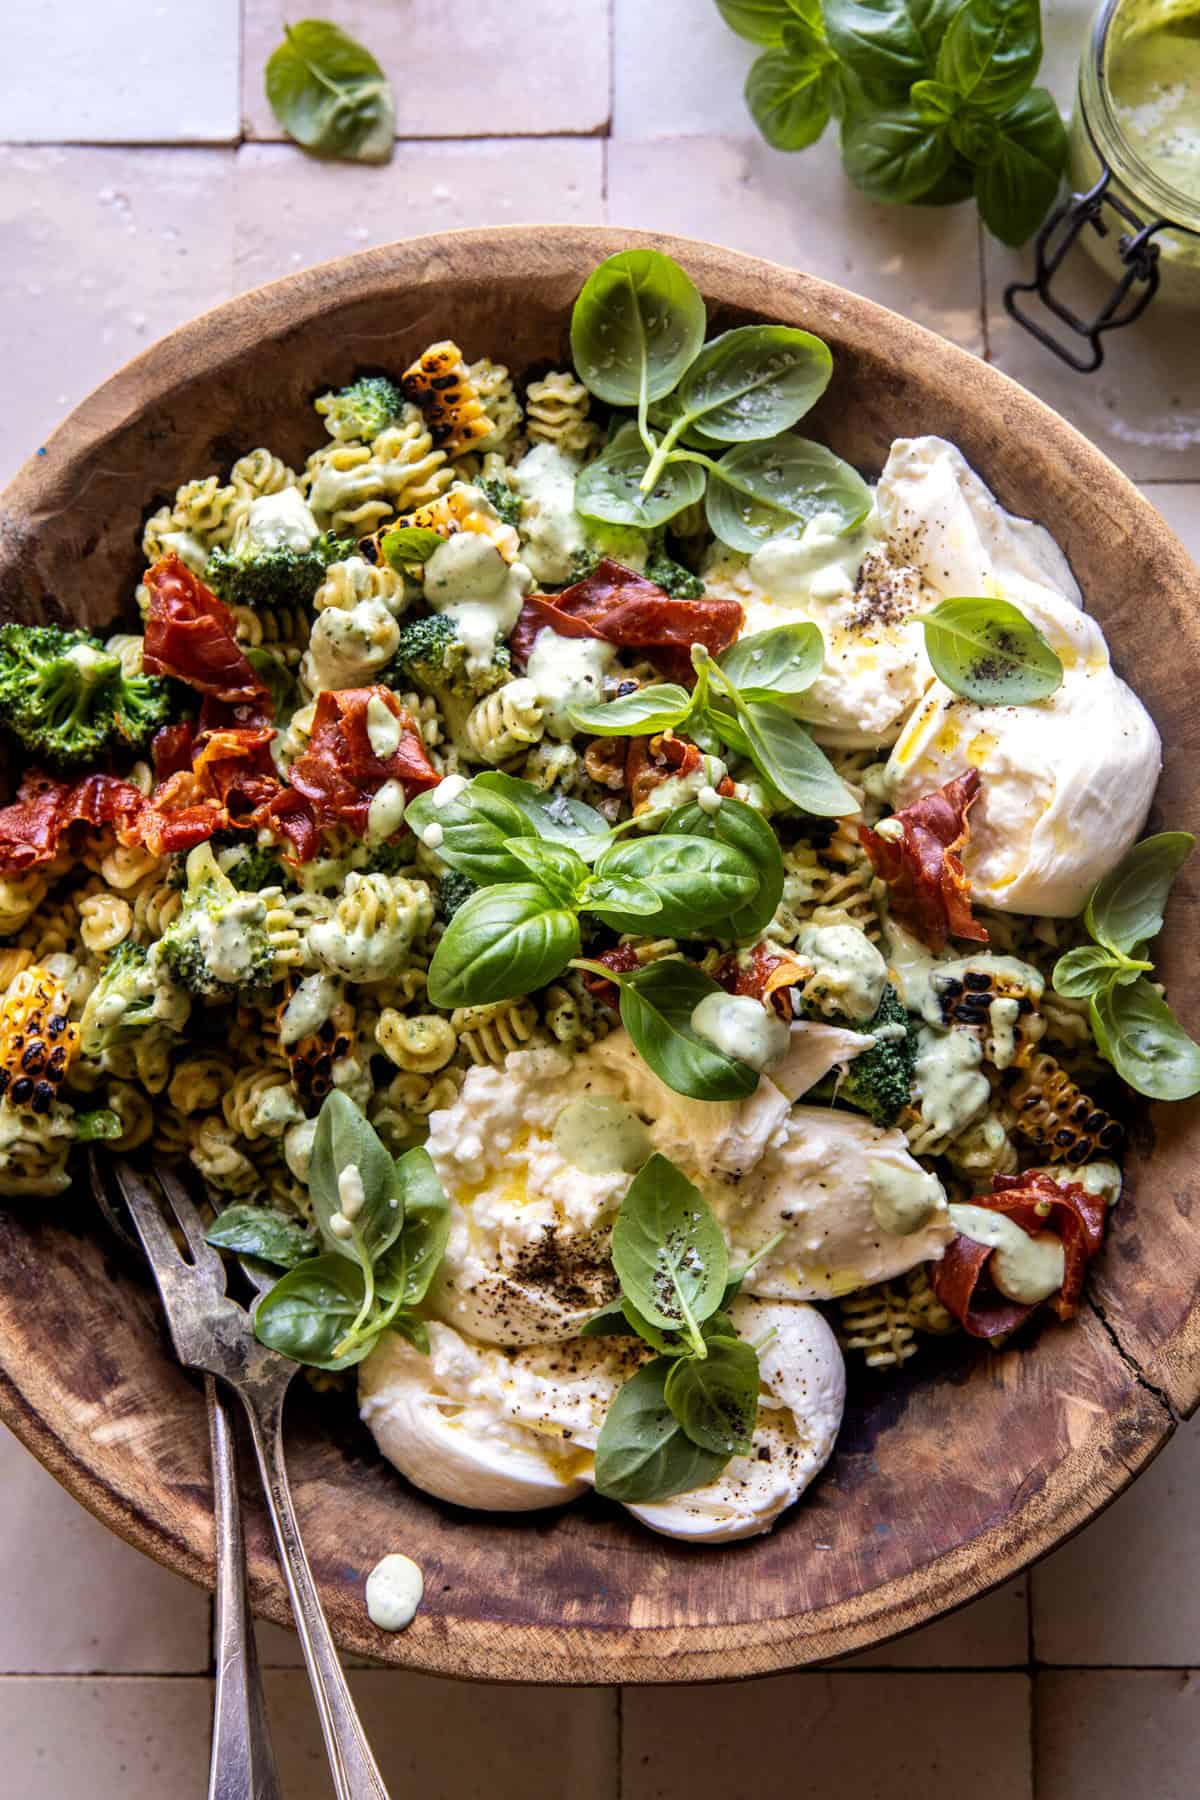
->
[1005,0,1200,370]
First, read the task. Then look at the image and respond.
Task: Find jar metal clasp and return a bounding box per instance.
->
[1004,168,1170,373]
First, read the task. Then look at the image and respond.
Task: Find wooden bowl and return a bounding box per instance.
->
[1,227,1198,1685]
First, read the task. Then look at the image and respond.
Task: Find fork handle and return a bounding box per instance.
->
[238,1384,391,1800]
[207,1377,283,1800]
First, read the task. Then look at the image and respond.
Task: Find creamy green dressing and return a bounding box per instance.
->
[423,534,532,672]
[1109,1,1200,200]
[365,1552,424,1632]
[242,488,320,551]
[279,971,340,1047]
[1028,1159,1124,1208]
[689,992,791,1070]
[748,510,877,606]
[514,443,647,585]
[196,894,265,986]
[525,630,616,737]
[949,1202,1066,1306]
[638,754,729,821]
[913,1025,990,1140]
[796,922,888,1022]
[552,1096,653,1174]
[868,1160,942,1236]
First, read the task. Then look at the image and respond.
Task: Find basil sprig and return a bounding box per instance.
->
[252,1092,449,1369]
[1052,832,1200,1101]
[568,624,857,817]
[589,1156,767,1502]
[572,957,761,1102]
[264,20,395,165]
[920,595,1063,705]
[714,0,1067,247]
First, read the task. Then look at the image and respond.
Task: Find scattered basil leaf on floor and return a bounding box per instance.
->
[265,20,395,164]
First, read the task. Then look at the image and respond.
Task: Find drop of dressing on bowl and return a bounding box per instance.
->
[365,1553,424,1632]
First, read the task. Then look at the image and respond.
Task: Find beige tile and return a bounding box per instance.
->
[623,1673,1031,1800]
[263,1668,617,1798]
[607,136,985,353]
[0,1676,211,1799]
[1037,1670,1200,1800]
[1140,484,1200,563]
[2,0,239,143]
[1032,1417,1200,1667]
[0,146,234,489]
[233,139,605,290]
[253,1616,376,1671]
[241,0,611,141]
[0,1426,210,1674]
[842,1578,1028,1668]
[614,0,757,137]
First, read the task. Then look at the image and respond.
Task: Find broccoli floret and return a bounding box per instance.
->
[645,551,706,599]
[204,531,352,610]
[159,843,281,998]
[79,940,191,1055]
[387,612,511,702]
[363,838,413,877]
[217,842,285,892]
[316,375,405,444]
[437,870,478,921]
[478,476,521,530]
[568,546,601,582]
[0,624,171,767]
[830,985,918,1127]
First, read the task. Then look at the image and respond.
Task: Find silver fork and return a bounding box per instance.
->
[101,1154,391,1800]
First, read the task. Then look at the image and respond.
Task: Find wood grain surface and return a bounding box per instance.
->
[0,228,1196,1684]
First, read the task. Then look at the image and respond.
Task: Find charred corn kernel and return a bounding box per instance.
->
[401,341,494,456]
[0,966,80,1114]
[934,966,1046,1069]
[276,980,357,1108]
[1007,1051,1123,1165]
[366,485,518,565]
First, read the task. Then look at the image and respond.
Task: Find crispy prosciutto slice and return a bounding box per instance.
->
[142,554,269,707]
[0,772,145,870]
[931,1171,1108,1339]
[510,559,743,683]
[578,943,644,1011]
[859,769,988,952]
[288,687,439,834]
[712,942,809,1020]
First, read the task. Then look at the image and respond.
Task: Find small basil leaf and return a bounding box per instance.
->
[581,1296,638,1338]
[675,325,833,441]
[920,595,1063,704]
[737,698,858,815]
[620,1298,692,1356]
[718,621,824,697]
[567,682,693,738]
[582,874,664,919]
[592,835,760,935]
[374,1149,449,1309]
[935,0,1042,112]
[822,0,932,86]
[664,1335,760,1455]
[570,249,707,409]
[426,883,580,1008]
[663,796,785,939]
[309,1090,403,1265]
[503,837,590,907]
[593,1359,730,1503]
[706,435,872,552]
[205,1205,317,1270]
[704,1308,740,1339]
[264,20,395,165]
[380,525,444,567]
[474,772,609,852]
[391,1314,431,1355]
[715,0,810,44]
[704,699,753,758]
[1084,832,1195,958]
[612,1155,729,1344]
[253,1256,375,1371]
[1090,977,1200,1102]
[1052,945,1125,1001]
[974,87,1068,247]
[841,104,956,203]
[618,961,760,1102]
[575,420,707,530]
[404,780,534,885]
[746,47,836,150]
[910,77,962,124]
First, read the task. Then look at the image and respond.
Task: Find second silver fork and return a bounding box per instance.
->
[103,1153,391,1800]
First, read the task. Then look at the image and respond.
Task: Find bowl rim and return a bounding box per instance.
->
[0,224,1194,1684]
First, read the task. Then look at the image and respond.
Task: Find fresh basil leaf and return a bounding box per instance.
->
[704,698,754,758]
[592,834,761,935]
[920,595,1063,703]
[1085,832,1194,957]
[910,77,962,124]
[309,1090,403,1265]
[612,1155,728,1349]
[706,435,872,551]
[821,0,933,85]
[935,0,1042,112]
[1052,945,1126,1000]
[949,111,1002,163]
[737,698,858,815]
[718,621,824,697]
[841,104,956,202]
[380,525,444,567]
[974,87,1067,246]
[391,1314,431,1355]
[618,961,760,1102]
[404,779,534,885]
[675,325,834,445]
[264,20,395,164]
[746,46,837,149]
[575,420,707,529]
[1090,977,1200,1102]
[582,873,664,919]
[474,772,609,852]
[570,249,707,409]
[664,1335,760,1455]
[374,1149,449,1309]
[503,837,590,907]
[580,1296,638,1338]
[616,1298,690,1356]
[426,882,580,1008]
[715,0,812,44]
[593,1359,730,1503]
[663,796,786,939]
[206,1204,317,1270]
[253,1255,376,1371]
[567,682,693,738]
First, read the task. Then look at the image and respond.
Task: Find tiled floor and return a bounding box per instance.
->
[2,1,1199,1796]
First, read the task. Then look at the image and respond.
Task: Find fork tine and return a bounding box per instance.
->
[157,1163,227,1282]
[108,1156,187,1271]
